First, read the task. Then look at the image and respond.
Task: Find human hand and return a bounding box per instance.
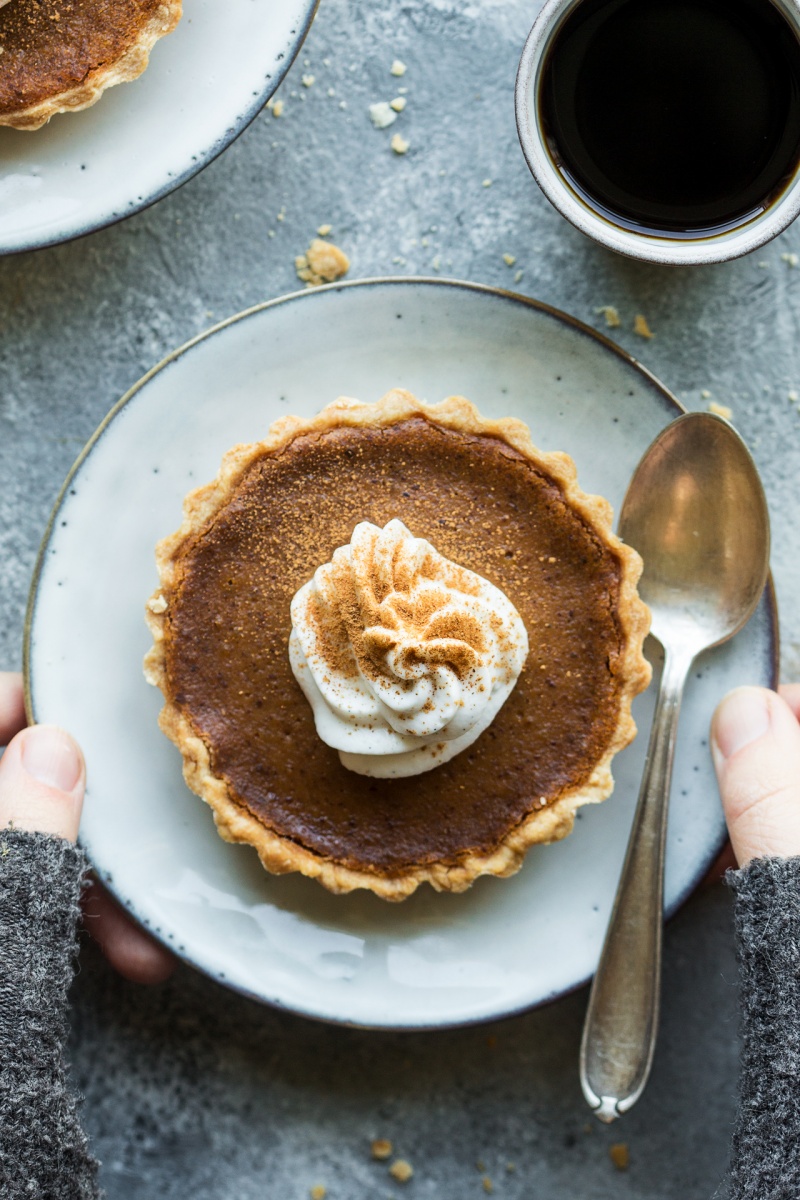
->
[711,684,800,868]
[0,670,175,983]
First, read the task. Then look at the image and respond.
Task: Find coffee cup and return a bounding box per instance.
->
[515,0,800,265]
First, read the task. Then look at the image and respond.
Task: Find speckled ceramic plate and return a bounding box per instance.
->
[25,279,778,1029]
[0,0,318,255]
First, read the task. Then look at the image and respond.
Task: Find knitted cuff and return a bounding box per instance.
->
[0,830,100,1199]
[726,856,800,1200]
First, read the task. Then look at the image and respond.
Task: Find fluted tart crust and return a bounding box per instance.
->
[145,391,651,900]
[0,0,182,130]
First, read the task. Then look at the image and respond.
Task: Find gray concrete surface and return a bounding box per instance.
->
[4,0,800,1194]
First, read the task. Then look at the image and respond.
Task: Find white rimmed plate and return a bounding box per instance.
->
[0,0,317,255]
[25,279,778,1029]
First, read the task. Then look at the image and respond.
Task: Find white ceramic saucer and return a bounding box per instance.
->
[0,0,317,255]
[25,279,778,1029]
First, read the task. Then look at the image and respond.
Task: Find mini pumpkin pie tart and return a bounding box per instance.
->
[145,391,651,901]
[0,0,181,131]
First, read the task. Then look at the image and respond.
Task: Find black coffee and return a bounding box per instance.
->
[540,0,800,236]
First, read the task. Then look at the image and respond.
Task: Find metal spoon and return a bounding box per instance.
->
[579,411,771,1123]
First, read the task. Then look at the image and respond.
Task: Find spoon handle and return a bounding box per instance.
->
[579,644,693,1122]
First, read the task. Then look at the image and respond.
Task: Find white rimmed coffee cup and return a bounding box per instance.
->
[515,0,800,265]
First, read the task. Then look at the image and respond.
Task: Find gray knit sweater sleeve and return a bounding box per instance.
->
[728,856,800,1200]
[0,829,101,1200]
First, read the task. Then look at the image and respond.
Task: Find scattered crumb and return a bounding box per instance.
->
[372,1139,393,1160]
[267,229,275,238]
[595,305,620,328]
[482,1177,493,1194]
[514,269,523,283]
[782,252,799,267]
[277,207,286,221]
[147,594,167,614]
[302,74,315,88]
[390,96,407,112]
[789,390,799,401]
[476,1160,486,1172]
[295,239,350,287]
[482,178,493,187]
[506,1162,516,1172]
[502,253,516,266]
[391,132,409,154]
[327,87,336,97]
[266,96,274,109]
[310,1188,326,1200]
[339,100,347,109]
[316,223,332,236]
[709,400,733,419]
[392,256,406,265]
[370,101,397,128]
[701,388,712,399]
[271,99,284,118]
[389,1159,414,1183]
[609,1143,630,1171]
[758,260,770,268]
[633,313,654,339]
[391,59,407,76]
[431,255,441,271]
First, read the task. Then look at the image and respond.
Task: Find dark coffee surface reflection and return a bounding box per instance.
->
[540,0,800,236]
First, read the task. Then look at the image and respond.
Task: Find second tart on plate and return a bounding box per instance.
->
[145,390,651,900]
[0,0,182,130]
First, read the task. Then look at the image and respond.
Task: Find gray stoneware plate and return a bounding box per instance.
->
[25,279,778,1029]
[0,0,318,255]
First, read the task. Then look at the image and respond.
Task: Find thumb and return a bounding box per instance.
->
[0,725,85,843]
[711,687,800,867]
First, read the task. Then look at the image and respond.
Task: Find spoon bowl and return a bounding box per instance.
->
[580,411,770,1122]
[620,412,771,652]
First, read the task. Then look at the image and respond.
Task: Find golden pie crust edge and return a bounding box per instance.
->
[144,390,652,901]
[0,1,182,131]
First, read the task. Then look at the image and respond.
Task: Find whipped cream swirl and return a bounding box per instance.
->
[289,519,528,778]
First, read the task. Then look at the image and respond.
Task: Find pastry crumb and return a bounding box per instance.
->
[633,313,654,339]
[514,269,523,283]
[595,305,620,328]
[389,1159,414,1183]
[148,594,168,614]
[482,1177,493,1194]
[302,74,315,88]
[295,239,350,287]
[709,400,733,419]
[782,252,799,267]
[271,99,284,118]
[372,1138,393,1160]
[316,223,332,236]
[310,1187,326,1200]
[789,390,799,401]
[609,1142,630,1171]
[390,96,407,112]
[370,101,397,128]
[701,388,712,399]
[506,1162,516,1172]
[482,178,493,187]
[502,253,516,266]
[391,59,407,76]
[391,133,409,154]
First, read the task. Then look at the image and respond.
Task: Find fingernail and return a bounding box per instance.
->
[21,726,82,792]
[712,688,772,761]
